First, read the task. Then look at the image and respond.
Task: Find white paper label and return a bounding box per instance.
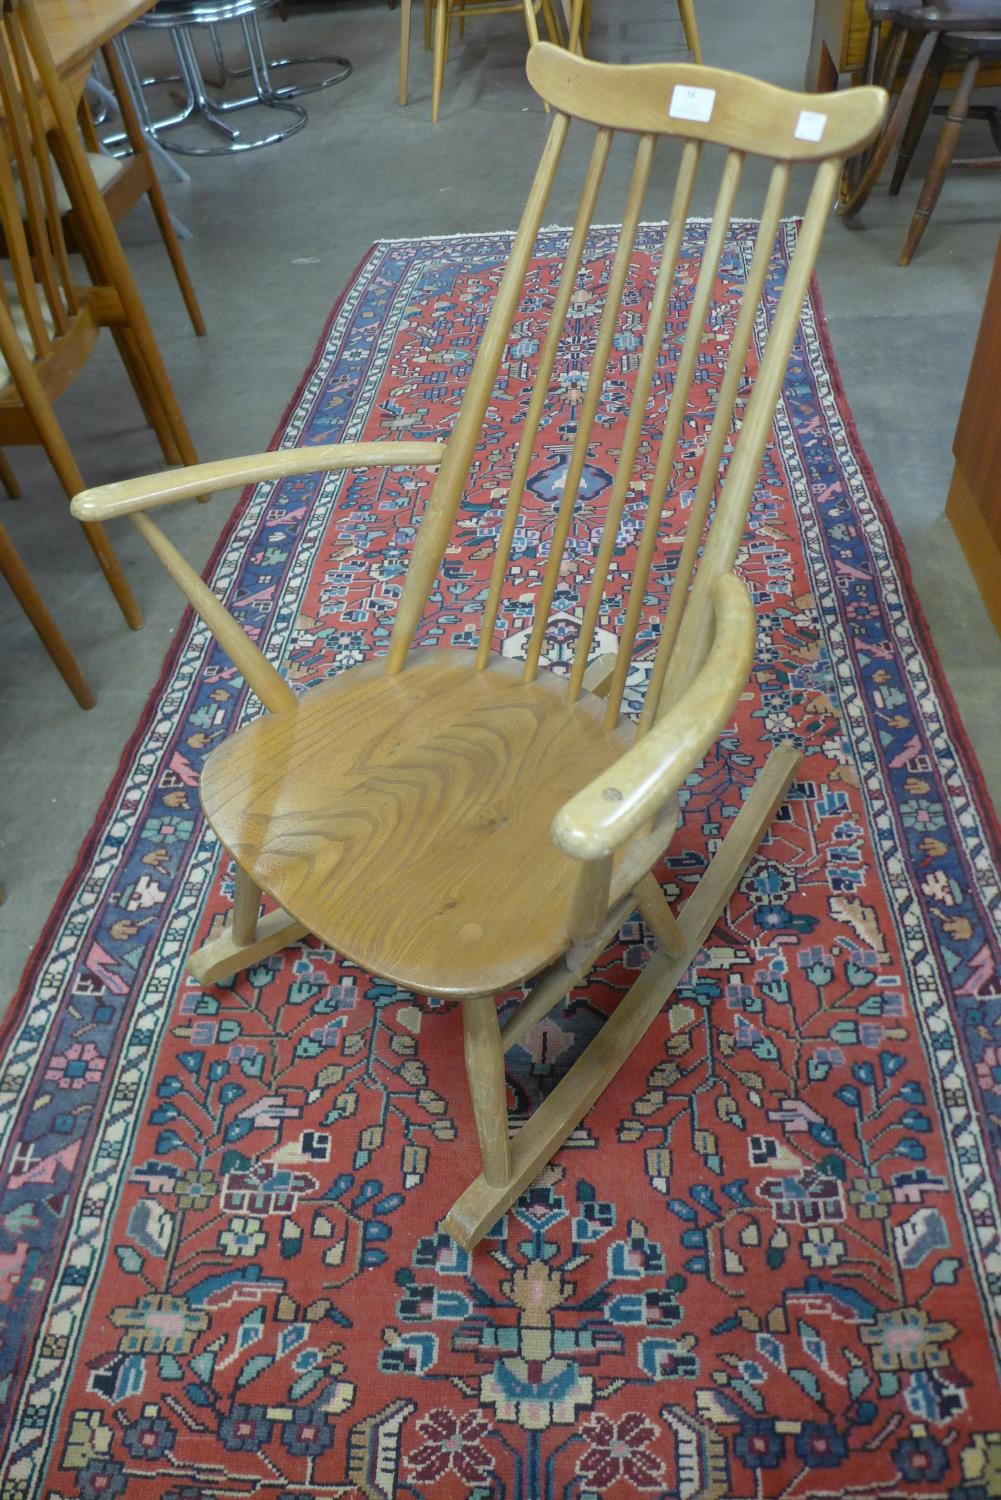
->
[794,109,827,142]
[669,84,715,123]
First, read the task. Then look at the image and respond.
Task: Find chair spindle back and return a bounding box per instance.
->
[385,46,885,733]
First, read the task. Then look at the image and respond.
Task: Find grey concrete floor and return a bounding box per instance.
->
[1,0,1000,1006]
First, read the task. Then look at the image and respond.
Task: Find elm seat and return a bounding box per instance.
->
[201,649,636,997]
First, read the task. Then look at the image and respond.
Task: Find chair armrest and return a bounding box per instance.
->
[553,573,756,860]
[69,442,448,522]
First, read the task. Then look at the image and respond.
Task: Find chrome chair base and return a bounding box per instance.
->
[130,0,315,155]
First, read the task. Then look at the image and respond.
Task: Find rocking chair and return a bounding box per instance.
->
[72,46,885,1251]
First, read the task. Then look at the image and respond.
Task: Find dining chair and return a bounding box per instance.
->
[73,45,885,1250]
[0,516,94,708]
[399,0,562,117]
[564,0,701,61]
[0,0,199,631]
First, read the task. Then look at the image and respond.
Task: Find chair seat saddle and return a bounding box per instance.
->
[200,648,635,997]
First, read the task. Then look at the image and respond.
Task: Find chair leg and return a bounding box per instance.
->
[102,42,207,337]
[889,46,945,196]
[0,520,95,708]
[461,993,512,1187]
[399,0,412,103]
[442,742,802,1249]
[900,54,980,266]
[566,0,585,54]
[0,323,143,629]
[540,0,562,44]
[187,867,310,985]
[423,0,432,51]
[0,449,20,498]
[676,0,702,64]
[522,0,541,47]
[840,29,938,222]
[431,0,447,121]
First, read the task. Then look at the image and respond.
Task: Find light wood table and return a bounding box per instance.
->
[38,0,158,97]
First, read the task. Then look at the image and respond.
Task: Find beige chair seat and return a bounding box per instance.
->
[201,648,634,997]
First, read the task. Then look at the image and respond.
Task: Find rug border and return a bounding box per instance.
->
[0,244,376,1056]
[6,233,999,1050]
[804,272,1001,871]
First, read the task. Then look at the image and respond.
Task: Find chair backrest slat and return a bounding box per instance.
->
[0,2,78,362]
[636,157,791,735]
[383,45,885,721]
[568,144,743,712]
[652,158,843,711]
[385,110,570,674]
[521,130,658,683]
[476,125,612,668]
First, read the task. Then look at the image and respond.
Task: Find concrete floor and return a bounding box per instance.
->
[1,0,1000,1005]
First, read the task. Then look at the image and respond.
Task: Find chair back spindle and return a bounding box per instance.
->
[384,47,885,745]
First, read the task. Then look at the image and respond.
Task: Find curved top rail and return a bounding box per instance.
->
[526,44,886,161]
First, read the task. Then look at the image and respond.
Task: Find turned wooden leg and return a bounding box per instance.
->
[889,47,945,196]
[232,866,261,945]
[460,994,512,1187]
[900,54,980,266]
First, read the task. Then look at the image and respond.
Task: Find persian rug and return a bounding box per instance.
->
[1,221,1000,1500]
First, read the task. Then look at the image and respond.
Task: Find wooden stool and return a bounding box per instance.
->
[899,29,1001,261]
[839,0,1001,220]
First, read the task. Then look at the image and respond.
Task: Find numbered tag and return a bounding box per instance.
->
[794,109,827,143]
[669,84,715,124]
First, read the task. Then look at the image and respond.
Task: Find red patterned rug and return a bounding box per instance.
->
[1,223,1000,1500]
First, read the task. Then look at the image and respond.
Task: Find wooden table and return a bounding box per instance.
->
[38,0,158,93]
[946,232,1001,637]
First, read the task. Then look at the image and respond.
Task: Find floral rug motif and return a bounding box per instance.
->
[1,223,1000,1499]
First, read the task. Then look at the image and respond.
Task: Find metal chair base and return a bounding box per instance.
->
[131,1,309,155]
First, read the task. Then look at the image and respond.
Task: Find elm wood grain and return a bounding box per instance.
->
[73,47,884,1248]
[946,229,1001,633]
[200,649,636,997]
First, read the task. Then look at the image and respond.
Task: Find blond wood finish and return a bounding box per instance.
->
[95,41,206,336]
[0,0,198,631]
[441,742,802,1248]
[232,866,261,946]
[635,872,685,956]
[34,0,156,83]
[77,48,882,1248]
[0,516,94,706]
[526,44,885,159]
[462,995,512,1184]
[200,649,634,996]
[72,442,447,521]
[187,906,310,986]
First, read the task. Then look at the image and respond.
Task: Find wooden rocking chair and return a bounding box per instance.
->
[72,46,885,1251]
